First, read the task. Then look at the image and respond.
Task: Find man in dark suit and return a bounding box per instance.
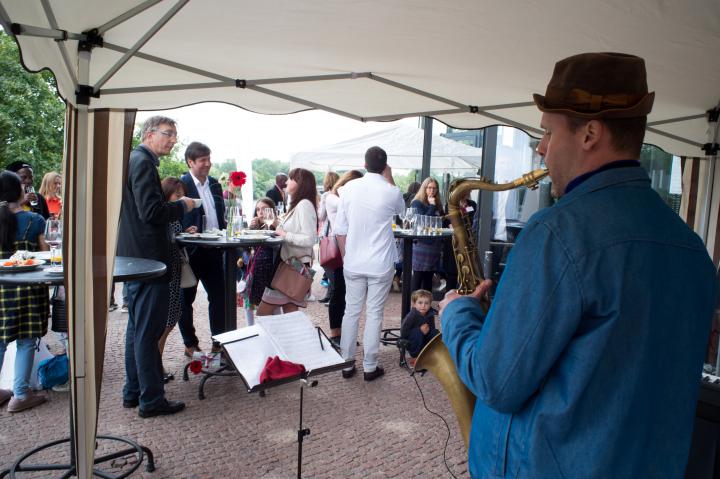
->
[5,161,50,219]
[265,173,288,208]
[179,142,227,355]
[117,115,194,418]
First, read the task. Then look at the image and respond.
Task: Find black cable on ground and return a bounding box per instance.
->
[412,372,458,479]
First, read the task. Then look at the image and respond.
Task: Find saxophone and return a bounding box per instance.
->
[413,168,549,448]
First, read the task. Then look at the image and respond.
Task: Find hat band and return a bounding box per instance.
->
[546,88,644,112]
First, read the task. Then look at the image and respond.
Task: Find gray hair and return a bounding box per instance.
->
[141,115,177,141]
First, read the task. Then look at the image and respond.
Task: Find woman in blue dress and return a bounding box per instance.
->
[410,177,444,292]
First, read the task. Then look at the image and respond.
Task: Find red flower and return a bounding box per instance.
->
[230,171,247,187]
[189,360,203,374]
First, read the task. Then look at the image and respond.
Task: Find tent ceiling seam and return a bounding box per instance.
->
[247,85,364,122]
[97,0,164,35]
[41,0,78,88]
[646,126,703,149]
[370,74,467,110]
[92,0,189,91]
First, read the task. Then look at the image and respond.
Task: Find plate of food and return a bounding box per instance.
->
[0,258,46,273]
[196,233,221,240]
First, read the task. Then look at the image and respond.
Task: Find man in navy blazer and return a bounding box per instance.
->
[179,142,227,355]
[117,115,194,417]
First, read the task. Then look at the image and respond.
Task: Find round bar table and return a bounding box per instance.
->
[176,234,283,332]
[0,256,166,479]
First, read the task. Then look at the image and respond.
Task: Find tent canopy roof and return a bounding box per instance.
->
[290,124,482,171]
[1,0,719,156]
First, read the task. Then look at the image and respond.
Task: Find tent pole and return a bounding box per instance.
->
[476,126,498,257]
[420,117,433,180]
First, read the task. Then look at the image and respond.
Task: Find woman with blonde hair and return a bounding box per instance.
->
[39,171,62,219]
[410,176,444,292]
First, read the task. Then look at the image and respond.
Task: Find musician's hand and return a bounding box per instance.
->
[439,279,493,318]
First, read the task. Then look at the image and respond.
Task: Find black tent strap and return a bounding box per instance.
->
[75,85,100,106]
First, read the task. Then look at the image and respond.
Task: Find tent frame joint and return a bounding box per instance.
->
[76,84,99,105]
[235,79,247,89]
[78,29,104,52]
[469,105,479,114]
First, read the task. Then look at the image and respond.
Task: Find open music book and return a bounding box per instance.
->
[212,311,353,392]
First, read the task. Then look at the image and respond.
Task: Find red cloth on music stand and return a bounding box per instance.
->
[259,356,306,383]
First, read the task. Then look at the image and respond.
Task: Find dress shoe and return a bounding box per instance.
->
[138,399,185,418]
[329,336,341,348]
[7,391,46,413]
[123,398,139,408]
[341,366,356,379]
[210,342,223,354]
[363,366,385,382]
[318,296,330,304]
[0,389,12,406]
[184,345,202,358]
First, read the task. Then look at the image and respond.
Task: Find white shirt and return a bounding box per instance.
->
[191,172,219,231]
[334,173,405,276]
[325,193,340,235]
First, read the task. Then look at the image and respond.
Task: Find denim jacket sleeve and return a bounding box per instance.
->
[442,220,583,413]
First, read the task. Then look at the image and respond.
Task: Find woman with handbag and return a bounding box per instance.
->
[322,170,363,345]
[243,197,278,307]
[257,168,318,316]
[0,171,50,412]
[159,177,197,381]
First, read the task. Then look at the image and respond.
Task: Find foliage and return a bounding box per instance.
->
[393,170,419,194]
[0,31,65,186]
[252,158,289,199]
[210,159,237,180]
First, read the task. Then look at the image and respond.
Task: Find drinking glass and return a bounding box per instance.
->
[405,207,416,231]
[26,186,38,207]
[263,208,275,229]
[44,219,63,266]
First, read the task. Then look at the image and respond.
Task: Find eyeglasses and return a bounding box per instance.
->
[155,129,178,138]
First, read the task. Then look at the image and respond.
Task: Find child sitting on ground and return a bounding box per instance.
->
[400,289,439,364]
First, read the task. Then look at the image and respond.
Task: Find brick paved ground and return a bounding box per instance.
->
[0,271,471,478]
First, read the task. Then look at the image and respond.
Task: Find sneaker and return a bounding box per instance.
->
[7,391,46,413]
[108,302,118,312]
[391,278,401,293]
[120,304,129,313]
[318,296,330,304]
[306,294,317,302]
[0,389,12,406]
[52,382,70,392]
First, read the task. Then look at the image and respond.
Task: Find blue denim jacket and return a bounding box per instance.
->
[442,166,716,478]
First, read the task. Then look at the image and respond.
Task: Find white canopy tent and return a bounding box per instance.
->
[290,124,482,171]
[0,0,718,475]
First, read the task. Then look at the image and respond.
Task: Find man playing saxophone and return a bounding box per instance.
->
[439,53,716,478]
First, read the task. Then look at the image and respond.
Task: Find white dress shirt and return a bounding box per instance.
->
[334,173,405,276]
[191,172,219,231]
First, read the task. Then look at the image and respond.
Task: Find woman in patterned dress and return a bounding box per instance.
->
[0,171,50,413]
[158,178,196,381]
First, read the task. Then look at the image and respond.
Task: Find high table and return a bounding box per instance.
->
[0,256,166,478]
[176,234,283,400]
[393,229,454,318]
[176,234,284,332]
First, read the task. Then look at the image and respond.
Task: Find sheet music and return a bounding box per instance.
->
[212,312,347,390]
[256,312,343,371]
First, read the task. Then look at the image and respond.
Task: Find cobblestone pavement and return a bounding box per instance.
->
[0,272,470,478]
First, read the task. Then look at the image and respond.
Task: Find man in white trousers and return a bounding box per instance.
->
[334,146,406,381]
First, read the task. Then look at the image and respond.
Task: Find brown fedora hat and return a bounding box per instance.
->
[533,52,655,119]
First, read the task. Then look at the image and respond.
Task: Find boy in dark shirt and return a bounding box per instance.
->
[400,289,439,363]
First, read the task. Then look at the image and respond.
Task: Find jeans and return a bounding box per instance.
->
[0,338,37,399]
[340,267,394,372]
[124,280,168,410]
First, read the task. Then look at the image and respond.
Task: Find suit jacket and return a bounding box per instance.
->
[180,173,225,233]
[266,185,284,206]
[117,145,185,281]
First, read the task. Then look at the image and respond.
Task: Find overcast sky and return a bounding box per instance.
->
[136,102,420,167]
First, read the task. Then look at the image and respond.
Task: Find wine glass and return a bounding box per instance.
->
[44,219,62,266]
[263,208,275,230]
[406,208,417,233]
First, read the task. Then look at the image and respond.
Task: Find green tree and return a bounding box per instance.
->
[209,158,237,181]
[0,31,65,185]
[252,158,289,200]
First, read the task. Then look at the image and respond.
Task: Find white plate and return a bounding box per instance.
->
[46,266,64,275]
[0,258,46,273]
[196,233,221,240]
[236,234,268,240]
